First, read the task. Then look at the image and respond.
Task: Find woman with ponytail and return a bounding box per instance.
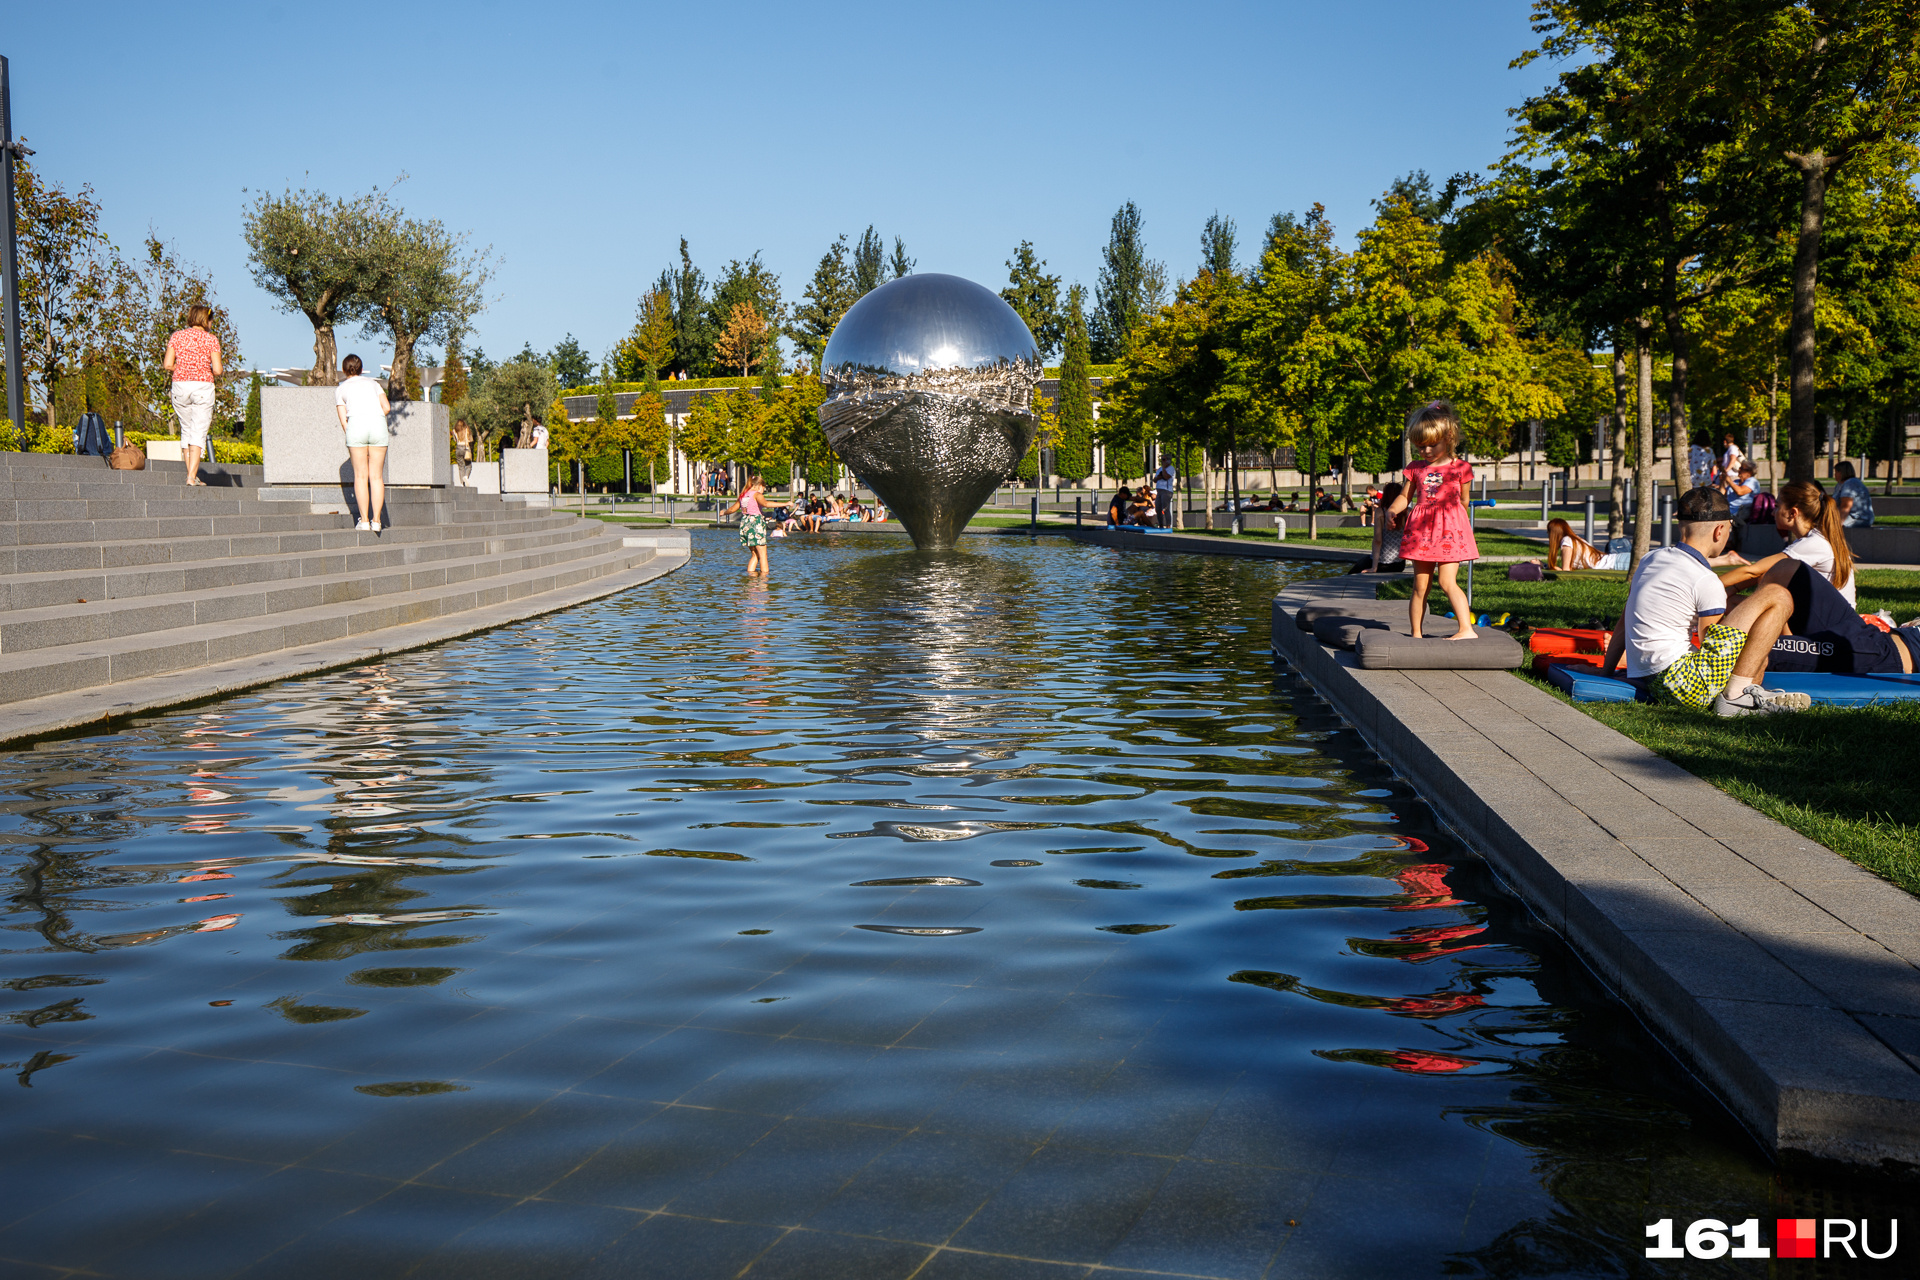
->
[1777,481,1855,607]
[1721,480,1856,607]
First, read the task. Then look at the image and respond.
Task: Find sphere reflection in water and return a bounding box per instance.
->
[818,274,1040,551]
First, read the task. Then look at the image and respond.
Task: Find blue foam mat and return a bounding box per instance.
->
[1547,663,1920,706]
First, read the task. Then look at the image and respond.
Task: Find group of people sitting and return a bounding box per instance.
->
[1106,486,1161,527]
[768,491,888,535]
[1602,484,1912,716]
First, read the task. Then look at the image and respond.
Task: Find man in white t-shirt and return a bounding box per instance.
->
[1152,459,1177,528]
[1603,487,1811,715]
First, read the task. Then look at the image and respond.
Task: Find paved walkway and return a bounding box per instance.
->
[1274,573,1920,1167]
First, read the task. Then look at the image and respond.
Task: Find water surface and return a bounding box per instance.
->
[0,529,1867,1278]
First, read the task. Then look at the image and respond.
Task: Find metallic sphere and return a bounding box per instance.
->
[819,273,1040,551]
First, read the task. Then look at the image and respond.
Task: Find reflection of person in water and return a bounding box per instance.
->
[94,913,240,949]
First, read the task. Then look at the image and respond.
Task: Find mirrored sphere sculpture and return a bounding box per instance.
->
[818,273,1040,551]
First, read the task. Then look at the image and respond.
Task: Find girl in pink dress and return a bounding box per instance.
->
[1385,401,1480,640]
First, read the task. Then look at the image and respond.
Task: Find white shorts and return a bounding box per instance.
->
[170,381,215,449]
[344,418,390,448]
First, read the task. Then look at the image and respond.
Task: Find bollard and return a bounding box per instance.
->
[1540,479,1550,525]
[667,496,674,527]
[1075,496,1083,527]
[113,419,124,447]
[1662,494,1674,547]
[1030,496,1038,532]
[1584,494,1595,544]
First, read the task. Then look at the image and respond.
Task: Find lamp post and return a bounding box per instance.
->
[0,57,32,446]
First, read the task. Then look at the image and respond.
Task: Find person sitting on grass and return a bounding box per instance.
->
[1600,487,1811,716]
[1601,486,1919,715]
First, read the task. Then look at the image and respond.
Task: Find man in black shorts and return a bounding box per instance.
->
[1759,559,1919,678]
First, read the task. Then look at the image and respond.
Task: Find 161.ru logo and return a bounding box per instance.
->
[1645,1218,1899,1260]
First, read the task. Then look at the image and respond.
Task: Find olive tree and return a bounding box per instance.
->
[357,215,489,401]
[243,187,392,385]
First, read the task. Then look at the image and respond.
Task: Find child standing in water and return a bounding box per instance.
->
[725,473,771,575]
[1385,401,1480,640]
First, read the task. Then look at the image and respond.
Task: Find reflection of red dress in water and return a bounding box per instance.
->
[1399,459,1479,563]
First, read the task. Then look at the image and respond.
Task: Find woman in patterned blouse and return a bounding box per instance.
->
[161,305,223,485]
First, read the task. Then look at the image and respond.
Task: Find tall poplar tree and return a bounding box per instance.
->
[1055,285,1094,480]
[1091,202,1166,362]
[786,235,856,374]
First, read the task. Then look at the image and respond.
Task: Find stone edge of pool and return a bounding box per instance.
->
[1273,572,1920,1170]
[0,536,691,749]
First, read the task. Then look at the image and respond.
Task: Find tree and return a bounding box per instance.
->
[619,288,675,384]
[357,213,487,401]
[852,226,887,297]
[477,360,559,448]
[243,185,391,386]
[547,394,601,499]
[786,235,856,373]
[1681,0,1920,482]
[1056,285,1095,479]
[595,359,619,425]
[890,236,914,280]
[243,371,263,445]
[12,157,115,424]
[704,254,783,376]
[1001,242,1065,361]
[1091,201,1167,362]
[1201,212,1237,278]
[608,389,671,490]
[440,343,469,411]
[767,372,830,489]
[663,238,713,377]
[714,301,769,378]
[547,334,591,389]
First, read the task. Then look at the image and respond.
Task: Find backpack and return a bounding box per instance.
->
[1748,490,1776,525]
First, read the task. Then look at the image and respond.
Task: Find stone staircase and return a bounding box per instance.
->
[0,451,687,742]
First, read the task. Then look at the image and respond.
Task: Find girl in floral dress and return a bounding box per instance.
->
[1384,401,1480,640]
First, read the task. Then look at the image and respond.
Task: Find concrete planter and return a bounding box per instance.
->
[502,448,549,494]
[262,386,449,488]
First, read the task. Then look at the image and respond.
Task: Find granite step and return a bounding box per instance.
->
[0,528,634,659]
[0,537,656,706]
[0,520,612,610]
[0,512,593,575]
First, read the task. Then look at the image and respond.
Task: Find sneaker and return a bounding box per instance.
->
[1713,685,1813,717]
[355,520,372,532]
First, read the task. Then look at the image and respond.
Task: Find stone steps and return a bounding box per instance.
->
[0,450,688,727]
[0,541,654,705]
[0,519,611,612]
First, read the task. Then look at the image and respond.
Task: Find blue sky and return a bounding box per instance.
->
[10,1,1562,373]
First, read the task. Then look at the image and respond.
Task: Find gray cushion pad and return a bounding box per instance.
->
[1312,615,1392,649]
[1355,627,1524,670]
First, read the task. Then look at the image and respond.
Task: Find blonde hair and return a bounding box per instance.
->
[187,304,213,331]
[1409,400,1463,458]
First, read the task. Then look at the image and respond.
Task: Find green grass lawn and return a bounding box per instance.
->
[1375,568,1920,894]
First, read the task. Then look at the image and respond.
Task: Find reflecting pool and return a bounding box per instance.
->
[0,530,1888,1278]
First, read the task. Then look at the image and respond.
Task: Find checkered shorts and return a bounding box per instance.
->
[1657,622,1743,710]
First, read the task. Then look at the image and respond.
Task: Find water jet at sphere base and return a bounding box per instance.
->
[817,273,1040,551]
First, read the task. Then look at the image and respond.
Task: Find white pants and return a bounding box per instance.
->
[171,381,215,449]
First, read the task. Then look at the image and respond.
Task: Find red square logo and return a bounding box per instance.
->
[1777,1218,1817,1259]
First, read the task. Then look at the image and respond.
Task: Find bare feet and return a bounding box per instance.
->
[1449,629,1479,641]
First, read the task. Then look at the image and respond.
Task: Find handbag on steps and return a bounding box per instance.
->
[108,443,147,470]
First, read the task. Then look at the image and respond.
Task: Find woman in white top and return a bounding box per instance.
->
[1720,479,1857,607]
[333,354,392,534]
